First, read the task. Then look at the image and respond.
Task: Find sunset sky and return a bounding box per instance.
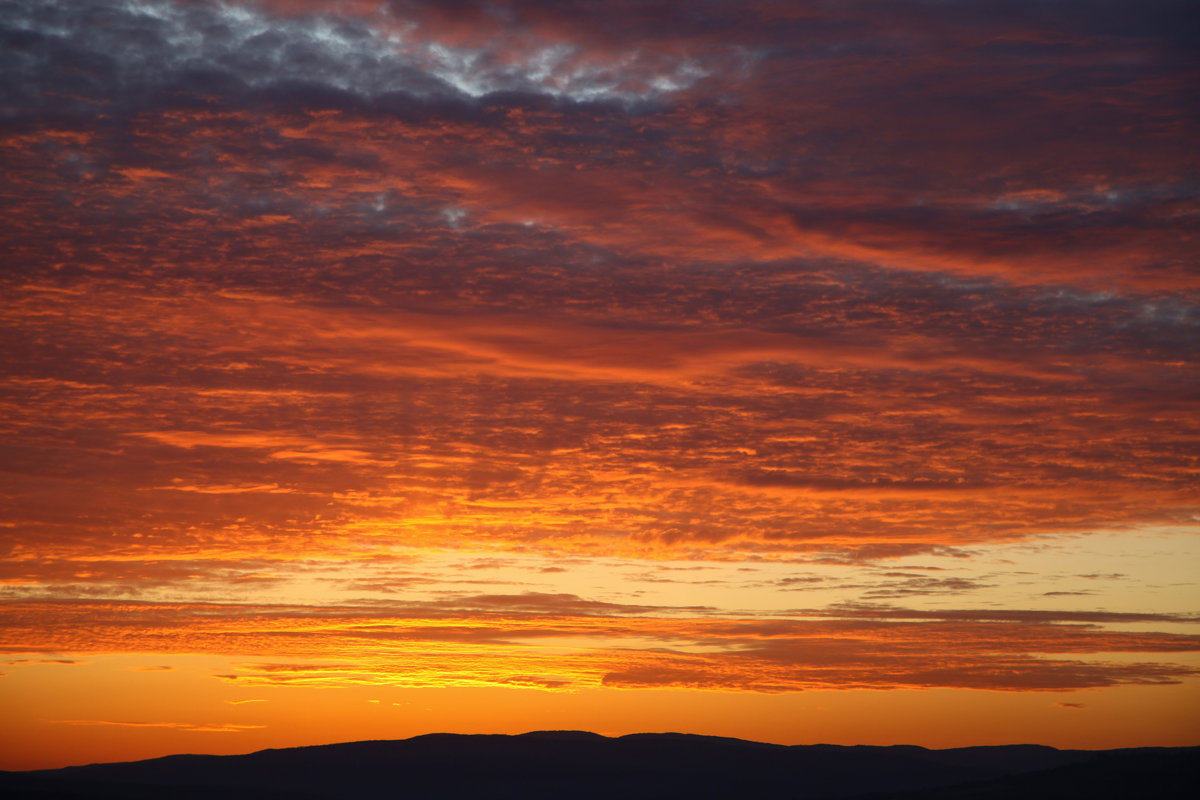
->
[1,0,1198,771]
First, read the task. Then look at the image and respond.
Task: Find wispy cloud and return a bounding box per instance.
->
[52,720,264,733]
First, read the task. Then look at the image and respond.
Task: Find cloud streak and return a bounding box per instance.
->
[2,598,1196,693]
[53,719,264,733]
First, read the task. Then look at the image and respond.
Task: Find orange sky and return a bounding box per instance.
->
[1,0,1198,771]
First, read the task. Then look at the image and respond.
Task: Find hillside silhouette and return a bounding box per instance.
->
[0,731,1195,799]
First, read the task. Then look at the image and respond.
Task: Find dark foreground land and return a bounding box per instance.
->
[1,731,1195,799]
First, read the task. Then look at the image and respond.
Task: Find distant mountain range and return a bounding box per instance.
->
[1,731,1195,799]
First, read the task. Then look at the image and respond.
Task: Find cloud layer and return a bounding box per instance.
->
[0,0,1197,727]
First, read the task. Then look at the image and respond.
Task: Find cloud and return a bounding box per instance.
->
[53,719,264,733]
[448,592,714,616]
[599,655,1195,693]
[803,604,1200,626]
[0,558,295,594]
[0,0,711,116]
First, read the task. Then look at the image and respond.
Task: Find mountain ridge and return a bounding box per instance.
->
[2,731,1195,799]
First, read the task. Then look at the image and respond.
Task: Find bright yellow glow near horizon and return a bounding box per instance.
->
[2,654,1198,771]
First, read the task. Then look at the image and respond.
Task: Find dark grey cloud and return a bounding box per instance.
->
[0,0,718,125]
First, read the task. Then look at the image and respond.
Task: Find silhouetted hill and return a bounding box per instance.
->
[857,745,1197,799]
[0,732,1195,799]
